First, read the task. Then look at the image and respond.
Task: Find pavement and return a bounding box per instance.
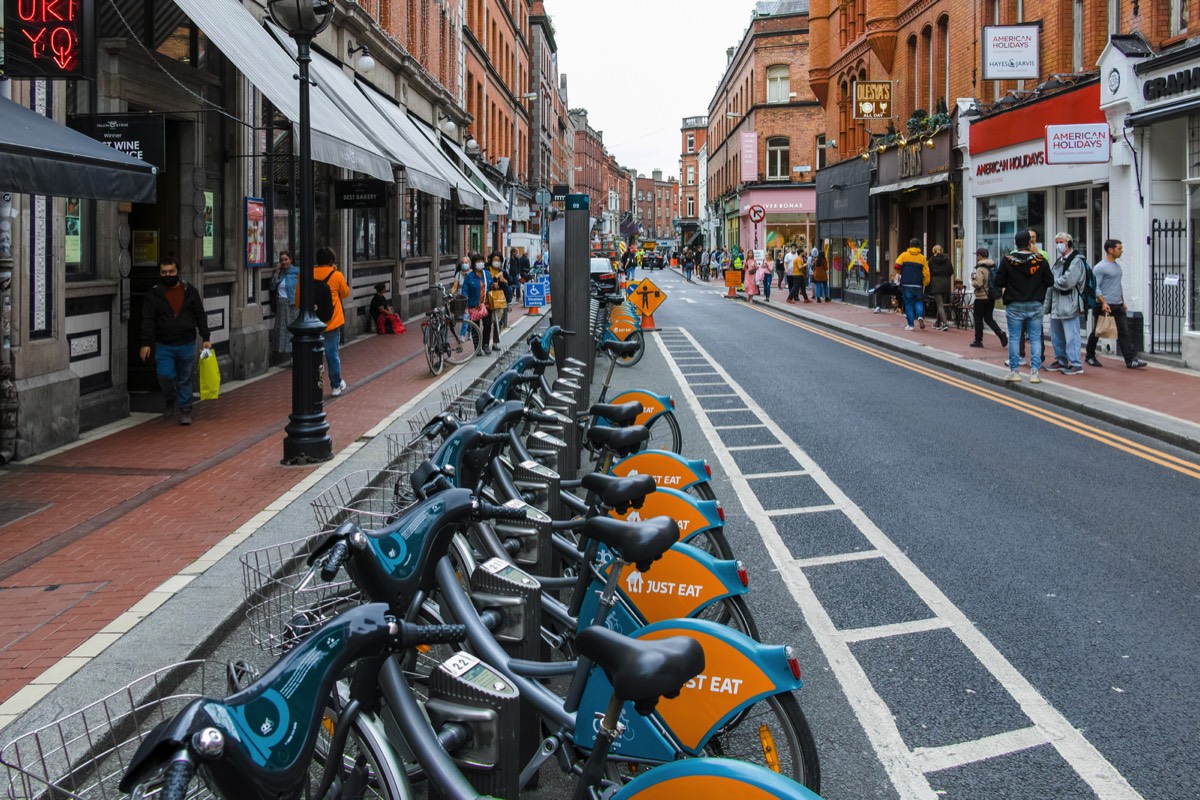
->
[2,271,1197,742]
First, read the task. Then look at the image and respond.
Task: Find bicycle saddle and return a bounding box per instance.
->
[587,424,649,457]
[600,339,641,358]
[581,515,679,572]
[590,401,643,426]
[580,472,655,510]
[599,294,625,306]
[575,626,704,716]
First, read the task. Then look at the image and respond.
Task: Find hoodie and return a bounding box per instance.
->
[895,247,930,288]
[994,250,1051,304]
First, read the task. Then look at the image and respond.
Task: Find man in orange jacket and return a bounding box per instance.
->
[298,246,352,396]
[894,239,930,330]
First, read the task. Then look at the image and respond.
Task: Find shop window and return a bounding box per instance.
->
[975,191,1046,266]
[438,199,455,255]
[353,206,389,261]
[766,137,790,180]
[1065,189,1089,211]
[766,65,790,104]
[406,189,425,257]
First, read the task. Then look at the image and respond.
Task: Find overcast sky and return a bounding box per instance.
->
[550,1,760,182]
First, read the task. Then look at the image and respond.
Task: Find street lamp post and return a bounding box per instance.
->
[270,0,334,465]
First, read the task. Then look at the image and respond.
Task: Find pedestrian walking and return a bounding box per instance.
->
[775,247,786,288]
[487,252,510,330]
[928,244,954,330]
[1085,239,1148,370]
[758,253,774,302]
[969,247,1007,348]
[269,250,298,356]
[994,230,1052,383]
[811,250,829,302]
[894,238,930,330]
[683,248,695,282]
[463,255,496,353]
[621,246,637,281]
[743,250,758,302]
[139,257,211,425]
[507,247,527,306]
[1043,232,1087,375]
[298,246,351,397]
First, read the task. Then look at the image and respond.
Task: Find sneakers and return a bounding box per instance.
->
[917,318,926,329]
[162,401,174,421]
[1004,371,1021,382]
[331,380,348,397]
[179,410,192,426]
[1029,370,1042,384]
[1062,365,1084,376]
[1044,361,1067,372]
[873,307,882,314]
[904,325,915,331]
[969,341,984,348]
[1085,356,1103,367]
[999,332,1009,347]
[1127,359,1148,369]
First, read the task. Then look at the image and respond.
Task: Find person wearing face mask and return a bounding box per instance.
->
[1043,231,1088,375]
[269,250,299,357]
[486,252,510,331]
[139,257,212,425]
[451,257,471,337]
[462,254,496,353]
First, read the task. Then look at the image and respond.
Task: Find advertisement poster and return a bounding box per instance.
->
[203,191,215,259]
[740,131,758,183]
[65,198,82,265]
[245,197,267,267]
[981,25,1040,81]
[133,230,159,266]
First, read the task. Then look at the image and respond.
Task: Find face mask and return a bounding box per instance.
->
[492,260,501,268]
[459,263,469,271]
[1055,243,1068,256]
[161,274,179,287]
[474,262,484,270]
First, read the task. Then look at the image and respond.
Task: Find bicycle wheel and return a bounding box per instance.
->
[684,480,717,503]
[685,525,734,561]
[425,326,445,376]
[702,691,820,793]
[446,320,481,364]
[613,331,645,367]
[312,700,410,799]
[692,594,759,641]
[642,411,682,454]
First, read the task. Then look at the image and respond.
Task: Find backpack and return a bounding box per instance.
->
[313,270,335,323]
[1080,257,1098,311]
[987,263,1001,301]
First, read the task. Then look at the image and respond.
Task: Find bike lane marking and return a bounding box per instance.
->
[655,329,1143,800]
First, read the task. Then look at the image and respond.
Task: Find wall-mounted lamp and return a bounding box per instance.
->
[876,142,886,153]
[726,112,741,119]
[896,135,908,146]
[438,115,457,135]
[348,43,375,74]
[464,135,481,156]
[923,138,936,149]
[860,151,871,161]
[519,92,539,101]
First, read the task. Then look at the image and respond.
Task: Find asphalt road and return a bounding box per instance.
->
[635,268,1200,799]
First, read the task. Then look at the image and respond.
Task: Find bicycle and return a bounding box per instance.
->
[422,285,481,376]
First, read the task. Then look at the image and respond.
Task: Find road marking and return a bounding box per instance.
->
[655,330,1144,800]
[750,306,1200,481]
[764,504,841,516]
[707,407,753,413]
[726,443,786,451]
[793,551,885,568]
[743,469,810,478]
[838,617,953,643]
[911,727,1050,774]
[713,423,767,430]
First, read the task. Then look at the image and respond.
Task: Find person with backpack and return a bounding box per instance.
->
[1043,232,1087,375]
[994,230,1052,383]
[894,238,930,330]
[297,246,351,397]
[969,247,1007,348]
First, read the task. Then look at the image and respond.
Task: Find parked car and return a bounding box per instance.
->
[644,250,665,269]
[590,256,619,294]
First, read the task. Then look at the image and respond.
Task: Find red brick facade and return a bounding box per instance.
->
[680,117,707,224]
[462,0,532,184]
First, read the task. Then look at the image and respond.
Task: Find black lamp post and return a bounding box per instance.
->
[270,0,334,465]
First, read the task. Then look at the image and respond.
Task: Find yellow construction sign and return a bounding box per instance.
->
[630,277,667,317]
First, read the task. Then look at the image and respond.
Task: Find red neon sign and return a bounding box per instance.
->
[4,0,92,79]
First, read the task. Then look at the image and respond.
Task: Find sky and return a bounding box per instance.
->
[549,0,762,182]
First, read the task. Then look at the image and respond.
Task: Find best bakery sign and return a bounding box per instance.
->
[1044,124,1110,165]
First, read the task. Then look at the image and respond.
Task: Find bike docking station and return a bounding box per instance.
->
[548,194,593,479]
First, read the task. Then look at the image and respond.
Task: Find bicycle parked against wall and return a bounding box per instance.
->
[423,285,482,376]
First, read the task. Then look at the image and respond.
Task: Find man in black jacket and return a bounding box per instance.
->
[993,231,1051,384]
[139,258,211,425]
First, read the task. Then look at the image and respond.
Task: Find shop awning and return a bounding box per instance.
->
[173,0,392,182]
[440,135,509,215]
[0,96,158,202]
[1125,96,1200,127]
[869,172,951,196]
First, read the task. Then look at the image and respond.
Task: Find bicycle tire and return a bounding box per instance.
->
[613,331,645,367]
[446,320,481,364]
[701,691,820,793]
[642,410,682,454]
[692,593,760,641]
[685,524,734,561]
[424,326,445,376]
[312,700,410,800]
[684,480,718,503]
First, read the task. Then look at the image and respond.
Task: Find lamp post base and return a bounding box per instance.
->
[281,313,332,465]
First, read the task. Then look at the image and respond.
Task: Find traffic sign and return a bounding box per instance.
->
[535,187,552,208]
[748,205,766,224]
[631,277,667,317]
[524,279,547,307]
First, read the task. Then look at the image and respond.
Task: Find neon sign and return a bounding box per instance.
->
[3,0,93,79]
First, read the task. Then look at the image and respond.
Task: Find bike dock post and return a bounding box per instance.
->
[549,194,591,479]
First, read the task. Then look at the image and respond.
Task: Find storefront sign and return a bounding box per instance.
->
[334,179,388,209]
[245,197,266,268]
[975,149,1046,177]
[1045,123,1110,164]
[898,144,923,179]
[853,81,893,119]
[69,113,166,171]
[511,203,531,222]
[972,140,1108,194]
[738,188,816,215]
[982,25,1040,80]
[740,132,758,183]
[458,207,484,225]
[877,132,951,188]
[133,230,158,266]
[4,0,93,79]
[1142,66,1200,101]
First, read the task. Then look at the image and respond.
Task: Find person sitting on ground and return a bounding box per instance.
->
[369,283,405,335]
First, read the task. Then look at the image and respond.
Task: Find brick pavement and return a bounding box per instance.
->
[0,311,532,705]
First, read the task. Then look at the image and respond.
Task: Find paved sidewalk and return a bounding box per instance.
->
[674,269,1200,452]
[0,308,538,713]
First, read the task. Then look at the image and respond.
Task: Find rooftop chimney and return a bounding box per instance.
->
[727,47,735,65]
[652,169,663,182]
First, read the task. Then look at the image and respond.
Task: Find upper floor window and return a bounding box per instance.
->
[766,137,789,180]
[687,133,695,153]
[1170,0,1189,36]
[766,65,790,103]
[686,165,696,185]
[816,135,827,170]
[687,196,695,217]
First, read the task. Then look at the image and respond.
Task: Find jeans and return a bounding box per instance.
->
[1005,302,1044,371]
[155,341,196,410]
[762,273,773,300]
[901,286,925,326]
[1048,315,1082,368]
[1085,304,1138,364]
[684,265,693,281]
[322,327,343,387]
[973,298,1004,342]
[813,281,828,301]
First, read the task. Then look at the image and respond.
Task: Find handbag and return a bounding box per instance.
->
[487,288,508,309]
[1094,312,1117,339]
[198,347,220,400]
[468,304,488,322]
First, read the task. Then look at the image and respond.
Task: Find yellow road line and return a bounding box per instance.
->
[750,305,1200,481]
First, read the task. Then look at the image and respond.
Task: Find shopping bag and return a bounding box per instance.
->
[487,288,508,309]
[1094,313,1117,339]
[198,347,221,400]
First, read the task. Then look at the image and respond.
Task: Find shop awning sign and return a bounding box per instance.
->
[853,81,893,119]
[1044,124,1111,164]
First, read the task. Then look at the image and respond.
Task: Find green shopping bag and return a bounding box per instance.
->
[198,347,221,400]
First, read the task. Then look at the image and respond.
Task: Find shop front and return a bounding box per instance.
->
[871,127,959,276]
[1100,37,1200,363]
[737,187,816,258]
[816,156,872,302]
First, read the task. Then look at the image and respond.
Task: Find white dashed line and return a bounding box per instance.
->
[763,504,842,516]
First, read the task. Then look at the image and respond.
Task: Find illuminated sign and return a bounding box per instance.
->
[3,0,94,79]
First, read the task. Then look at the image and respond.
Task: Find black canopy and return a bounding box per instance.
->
[0,96,158,203]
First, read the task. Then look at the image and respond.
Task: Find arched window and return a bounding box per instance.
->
[766,65,790,103]
[767,137,790,180]
[922,25,934,111]
[908,35,920,110]
[936,16,950,111]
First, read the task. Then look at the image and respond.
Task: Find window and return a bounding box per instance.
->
[687,196,695,217]
[353,207,389,261]
[816,135,827,170]
[766,137,790,180]
[908,36,920,108]
[686,165,695,185]
[923,25,934,111]
[65,197,90,277]
[766,65,790,103]
[405,189,425,257]
[687,133,695,153]
[1170,0,1188,36]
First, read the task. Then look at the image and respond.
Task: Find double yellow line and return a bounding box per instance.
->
[752,305,1200,481]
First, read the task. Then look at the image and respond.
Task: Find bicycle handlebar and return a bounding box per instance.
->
[320,540,351,582]
[160,753,195,800]
[472,498,529,522]
[472,431,511,448]
[396,620,468,647]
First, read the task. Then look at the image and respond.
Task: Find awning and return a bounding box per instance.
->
[869,172,951,196]
[173,0,392,182]
[0,96,158,202]
[1125,96,1200,127]
[441,135,508,215]
[397,113,486,210]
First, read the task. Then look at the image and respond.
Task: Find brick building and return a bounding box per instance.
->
[706,1,825,259]
[679,116,708,248]
[633,171,680,242]
[529,2,573,243]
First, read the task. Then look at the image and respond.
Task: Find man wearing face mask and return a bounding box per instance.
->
[139,257,211,425]
[1044,232,1088,375]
